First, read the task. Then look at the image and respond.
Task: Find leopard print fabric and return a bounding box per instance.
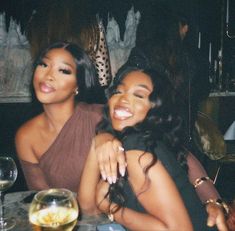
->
[89,20,112,87]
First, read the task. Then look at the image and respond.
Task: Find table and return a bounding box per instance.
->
[4,191,112,231]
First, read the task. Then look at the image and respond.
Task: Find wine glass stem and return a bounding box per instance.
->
[0,192,4,223]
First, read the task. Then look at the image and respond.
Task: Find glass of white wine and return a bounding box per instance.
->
[29,188,79,231]
[0,156,18,230]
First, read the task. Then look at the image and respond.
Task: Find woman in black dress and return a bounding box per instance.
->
[79,65,215,230]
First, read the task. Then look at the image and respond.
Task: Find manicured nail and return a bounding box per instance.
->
[112,176,117,184]
[120,168,125,177]
[118,146,124,152]
[107,176,113,184]
[101,172,106,181]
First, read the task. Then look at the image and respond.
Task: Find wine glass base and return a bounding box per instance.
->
[0,217,16,230]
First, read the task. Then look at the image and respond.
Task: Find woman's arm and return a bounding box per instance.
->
[19,160,49,190]
[15,124,50,190]
[187,152,228,231]
[97,150,193,231]
[187,152,220,202]
[78,138,102,215]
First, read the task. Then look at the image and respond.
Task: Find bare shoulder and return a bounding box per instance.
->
[125,150,155,169]
[125,150,155,185]
[16,114,42,141]
[125,150,169,188]
[15,114,43,162]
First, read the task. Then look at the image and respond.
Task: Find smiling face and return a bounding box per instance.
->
[109,70,153,131]
[33,48,78,105]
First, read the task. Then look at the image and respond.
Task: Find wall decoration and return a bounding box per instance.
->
[106,7,140,77]
[0,13,32,103]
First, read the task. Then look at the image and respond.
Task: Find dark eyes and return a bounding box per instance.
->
[134,93,144,98]
[59,69,72,75]
[112,88,145,99]
[37,61,72,75]
[38,61,47,68]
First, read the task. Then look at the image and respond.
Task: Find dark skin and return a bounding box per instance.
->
[79,71,194,230]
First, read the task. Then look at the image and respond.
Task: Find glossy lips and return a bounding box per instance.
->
[39,82,55,93]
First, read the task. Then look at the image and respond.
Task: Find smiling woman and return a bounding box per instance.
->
[15,42,104,192]
[108,70,152,131]
[78,65,214,231]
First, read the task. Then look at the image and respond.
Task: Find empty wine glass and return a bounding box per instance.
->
[0,156,18,230]
[29,188,79,231]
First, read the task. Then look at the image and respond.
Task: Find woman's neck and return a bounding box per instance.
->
[42,101,76,133]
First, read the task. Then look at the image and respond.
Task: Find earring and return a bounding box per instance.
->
[75,89,79,95]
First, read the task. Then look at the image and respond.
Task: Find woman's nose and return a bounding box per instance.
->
[119,94,130,104]
[46,68,55,81]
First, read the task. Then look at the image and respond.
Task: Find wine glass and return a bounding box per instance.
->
[29,188,79,231]
[0,156,18,230]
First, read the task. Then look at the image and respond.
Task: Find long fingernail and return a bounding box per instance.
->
[101,172,106,181]
[107,176,113,184]
[112,176,117,184]
[120,168,125,177]
[118,146,124,152]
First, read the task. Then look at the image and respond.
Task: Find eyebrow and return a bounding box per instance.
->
[119,82,152,92]
[43,56,75,69]
[117,82,152,92]
[137,84,152,92]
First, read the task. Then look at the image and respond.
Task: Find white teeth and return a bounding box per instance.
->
[114,109,132,118]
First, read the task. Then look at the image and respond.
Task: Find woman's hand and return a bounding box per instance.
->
[206,202,228,231]
[95,180,110,213]
[94,133,126,184]
[226,202,235,231]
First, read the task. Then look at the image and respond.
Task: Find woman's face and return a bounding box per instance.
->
[33,48,78,105]
[109,71,153,131]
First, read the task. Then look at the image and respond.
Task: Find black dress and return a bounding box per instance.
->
[113,132,216,231]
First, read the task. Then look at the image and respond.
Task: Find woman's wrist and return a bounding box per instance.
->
[94,133,112,148]
[106,202,119,222]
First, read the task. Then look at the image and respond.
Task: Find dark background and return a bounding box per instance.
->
[0,0,234,201]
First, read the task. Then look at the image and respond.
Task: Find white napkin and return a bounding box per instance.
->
[224,121,235,140]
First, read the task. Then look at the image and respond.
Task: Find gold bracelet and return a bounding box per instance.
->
[193,176,213,188]
[204,199,230,216]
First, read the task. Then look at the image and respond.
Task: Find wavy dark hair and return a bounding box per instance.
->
[31,41,104,103]
[96,65,188,214]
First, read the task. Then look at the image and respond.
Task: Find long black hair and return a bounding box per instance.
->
[96,64,188,213]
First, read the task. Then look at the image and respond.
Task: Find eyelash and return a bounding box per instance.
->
[59,69,72,75]
[37,61,72,75]
[113,89,145,99]
[134,93,144,99]
[38,61,47,67]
